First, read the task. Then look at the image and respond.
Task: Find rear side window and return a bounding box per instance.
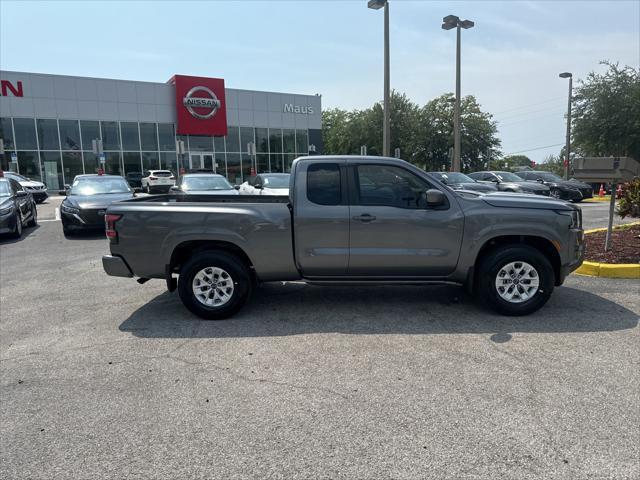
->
[307,163,341,205]
[153,171,172,177]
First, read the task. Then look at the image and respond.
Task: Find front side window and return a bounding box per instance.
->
[307,163,340,205]
[356,165,431,209]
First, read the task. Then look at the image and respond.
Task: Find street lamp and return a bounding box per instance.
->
[368,0,390,157]
[442,14,474,172]
[559,72,573,180]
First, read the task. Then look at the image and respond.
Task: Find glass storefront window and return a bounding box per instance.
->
[101,121,121,150]
[269,129,282,154]
[37,119,60,150]
[13,118,38,150]
[296,129,308,154]
[188,135,213,152]
[284,154,296,173]
[1,117,15,149]
[255,128,269,153]
[160,152,178,174]
[121,122,140,150]
[283,129,295,154]
[104,152,122,175]
[63,151,84,181]
[140,123,158,151]
[17,151,40,179]
[226,153,241,185]
[158,123,175,151]
[142,152,159,171]
[225,127,240,152]
[39,151,64,190]
[123,152,142,174]
[240,127,254,153]
[256,153,269,173]
[80,120,100,151]
[270,153,283,173]
[241,153,253,179]
[83,152,99,174]
[59,120,81,150]
[213,136,225,154]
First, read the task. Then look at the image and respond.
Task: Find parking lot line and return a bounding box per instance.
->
[55,207,60,220]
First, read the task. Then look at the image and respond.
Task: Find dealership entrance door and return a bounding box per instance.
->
[189,153,215,172]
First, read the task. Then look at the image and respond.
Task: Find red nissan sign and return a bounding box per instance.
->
[169,75,228,136]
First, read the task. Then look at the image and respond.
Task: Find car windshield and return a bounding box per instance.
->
[0,181,11,196]
[536,172,563,182]
[438,172,474,183]
[69,177,131,195]
[262,175,290,188]
[5,172,28,181]
[495,172,523,182]
[182,176,233,191]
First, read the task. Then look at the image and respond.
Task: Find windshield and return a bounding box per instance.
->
[495,172,524,182]
[0,181,11,196]
[4,172,28,181]
[262,175,290,188]
[69,177,131,195]
[438,172,474,183]
[182,176,233,191]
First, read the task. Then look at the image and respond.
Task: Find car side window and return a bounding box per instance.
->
[8,178,23,193]
[356,165,431,209]
[307,163,341,205]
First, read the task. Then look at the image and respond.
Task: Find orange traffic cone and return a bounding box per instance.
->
[598,184,605,197]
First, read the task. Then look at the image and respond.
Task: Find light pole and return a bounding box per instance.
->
[559,72,573,180]
[368,0,390,157]
[442,15,474,172]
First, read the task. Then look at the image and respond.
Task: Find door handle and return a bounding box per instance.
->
[353,214,376,222]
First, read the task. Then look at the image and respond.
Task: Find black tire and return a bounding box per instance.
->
[476,245,554,316]
[10,213,22,239]
[27,204,37,227]
[550,189,561,199]
[178,251,252,320]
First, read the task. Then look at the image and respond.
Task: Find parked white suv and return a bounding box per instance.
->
[238,173,290,195]
[141,170,176,193]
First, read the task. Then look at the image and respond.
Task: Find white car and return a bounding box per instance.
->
[141,170,176,193]
[238,173,290,195]
[2,171,48,203]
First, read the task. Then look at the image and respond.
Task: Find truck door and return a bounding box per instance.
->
[293,161,349,276]
[348,163,464,276]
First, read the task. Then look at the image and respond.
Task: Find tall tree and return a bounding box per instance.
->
[572,62,640,159]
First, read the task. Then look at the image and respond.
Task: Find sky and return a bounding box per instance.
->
[1,0,638,163]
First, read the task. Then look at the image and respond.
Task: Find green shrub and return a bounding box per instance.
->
[616,177,640,218]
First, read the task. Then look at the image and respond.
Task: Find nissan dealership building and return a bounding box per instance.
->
[0,70,322,190]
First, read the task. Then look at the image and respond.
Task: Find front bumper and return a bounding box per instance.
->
[559,228,585,284]
[0,211,17,234]
[61,208,106,230]
[560,189,583,201]
[28,190,48,202]
[102,255,134,277]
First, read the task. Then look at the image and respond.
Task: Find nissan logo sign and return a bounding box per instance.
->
[183,86,221,119]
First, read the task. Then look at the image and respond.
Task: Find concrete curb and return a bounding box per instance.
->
[575,222,640,279]
[582,196,611,203]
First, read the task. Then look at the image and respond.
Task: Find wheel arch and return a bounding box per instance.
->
[169,240,256,282]
[474,235,562,286]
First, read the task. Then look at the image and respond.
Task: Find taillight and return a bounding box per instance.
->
[169,176,175,180]
[149,176,158,180]
[105,214,122,242]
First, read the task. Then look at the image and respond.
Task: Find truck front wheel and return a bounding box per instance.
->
[178,251,252,320]
[476,245,554,316]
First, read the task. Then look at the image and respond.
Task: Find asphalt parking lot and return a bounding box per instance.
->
[1,197,638,479]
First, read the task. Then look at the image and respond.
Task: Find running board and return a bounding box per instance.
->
[304,279,463,287]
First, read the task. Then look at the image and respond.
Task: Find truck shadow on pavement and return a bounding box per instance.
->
[119,283,638,342]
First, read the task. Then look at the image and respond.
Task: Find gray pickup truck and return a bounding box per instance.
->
[102,156,584,319]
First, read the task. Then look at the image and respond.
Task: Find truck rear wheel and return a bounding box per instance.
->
[178,251,252,320]
[476,245,554,316]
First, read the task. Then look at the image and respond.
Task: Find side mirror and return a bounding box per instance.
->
[233,185,241,190]
[169,186,181,192]
[426,189,446,207]
[16,190,28,197]
[254,183,263,190]
[490,178,499,183]
[536,178,544,183]
[134,187,143,193]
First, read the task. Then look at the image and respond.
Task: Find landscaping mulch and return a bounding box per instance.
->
[584,224,640,264]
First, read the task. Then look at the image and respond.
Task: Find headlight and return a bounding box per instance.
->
[61,204,80,214]
[0,206,14,215]
[558,210,582,229]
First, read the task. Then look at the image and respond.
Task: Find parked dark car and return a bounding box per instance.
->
[61,175,135,236]
[429,172,498,193]
[515,171,592,202]
[0,177,37,238]
[2,171,49,203]
[125,172,143,188]
[468,171,550,196]
[170,173,239,195]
